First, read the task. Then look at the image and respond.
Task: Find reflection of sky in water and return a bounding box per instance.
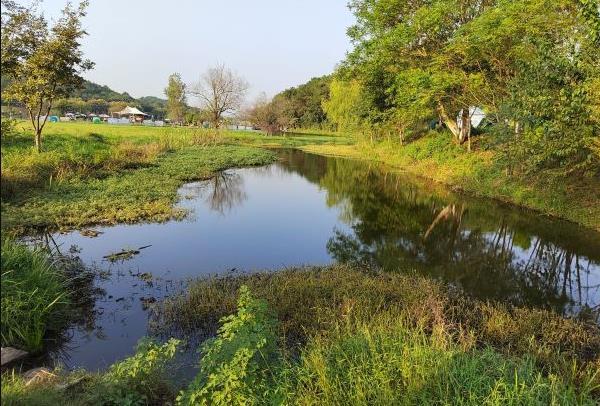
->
[42,152,600,372]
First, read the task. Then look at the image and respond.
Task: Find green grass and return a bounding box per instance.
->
[152,264,600,393]
[282,315,595,405]
[301,131,600,231]
[0,238,71,353]
[171,282,599,404]
[1,121,349,232]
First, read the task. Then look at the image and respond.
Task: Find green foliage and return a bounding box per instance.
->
[322,78,365,134]
[72,79,134,101]
[0,122,278,231]
[339,0,600,175]
[284,313,597,405]
[91,338,181,405]
[1,338,180,406]
[273,75,332,129]
[154,264,600,392]
[1,1,93,150]
[0,237,70,352]
[177,286,279,405]
[164,73,187,123]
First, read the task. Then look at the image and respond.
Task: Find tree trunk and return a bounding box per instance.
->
[459,107,471,146]
[35,129,42,153]
[437,102,460,140]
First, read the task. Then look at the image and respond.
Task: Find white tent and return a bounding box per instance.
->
[115,106,148,117]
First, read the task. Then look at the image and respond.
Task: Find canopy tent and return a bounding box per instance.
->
[113,106,149,123]
[114,106,148,117]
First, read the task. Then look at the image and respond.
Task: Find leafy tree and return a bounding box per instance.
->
[273,75,332,129]
[164,73,187,123]
[322,78,365,134]
[245,93,292,135]
[1,1,93,152]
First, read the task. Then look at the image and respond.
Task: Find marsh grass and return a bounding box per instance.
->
[152,265,600,394]
[0,238,70,352]
[1,122,281,232]
[280,311,598,405]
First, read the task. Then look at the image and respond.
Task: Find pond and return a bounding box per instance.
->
[40,149,600,372]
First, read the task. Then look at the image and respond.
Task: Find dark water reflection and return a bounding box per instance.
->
[41,149,599,371]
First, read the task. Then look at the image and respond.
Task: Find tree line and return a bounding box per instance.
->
[327,0,600,176]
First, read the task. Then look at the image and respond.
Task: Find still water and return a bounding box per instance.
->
[43,149,600,371]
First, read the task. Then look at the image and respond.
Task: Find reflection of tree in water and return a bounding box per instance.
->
[205,171,247,215]
[279,152,600,320]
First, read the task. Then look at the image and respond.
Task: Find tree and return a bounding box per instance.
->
[164,73,187,124]
[245,93,292,135]
[190,64,248,128]
[1,1,93,152]
[322,78,364,134]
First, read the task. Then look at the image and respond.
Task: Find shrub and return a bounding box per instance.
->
[177,286,280,405]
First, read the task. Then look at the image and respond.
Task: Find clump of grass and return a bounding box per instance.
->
[152,265,600,391]
[0,238,71,353]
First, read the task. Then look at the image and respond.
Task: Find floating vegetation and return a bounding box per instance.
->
[80,229,103,238]
[103,245,152,262]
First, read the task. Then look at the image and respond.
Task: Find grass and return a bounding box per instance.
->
[282,313,596,405]
[152,264,600,394]
[4,265,599,404]
[1,238,70,353]
[300,131,600,231]
[166,278,599,404]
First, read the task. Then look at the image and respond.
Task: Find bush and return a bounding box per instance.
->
[177,286,280,405]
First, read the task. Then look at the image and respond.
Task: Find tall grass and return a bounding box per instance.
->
[152,265,600,392]
[172,285,598,404]
[0,238,71,352]
[282,311,597,405]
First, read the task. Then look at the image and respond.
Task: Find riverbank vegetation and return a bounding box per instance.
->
[0,237,95,353]
[4,265,599,404]
[251,0,600,230]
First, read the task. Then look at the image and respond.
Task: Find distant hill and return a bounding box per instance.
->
[72,80,135,102]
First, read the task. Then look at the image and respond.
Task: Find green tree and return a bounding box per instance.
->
[164,73,187,124]
[322,78,364,134]
[1,1,93,152]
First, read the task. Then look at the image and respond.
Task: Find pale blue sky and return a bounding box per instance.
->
[26,0,354,99]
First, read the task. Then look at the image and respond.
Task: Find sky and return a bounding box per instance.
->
[24,0,355,100]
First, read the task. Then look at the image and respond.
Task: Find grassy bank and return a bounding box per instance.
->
[0,238,94,353]
[153,265,600,400]
[300,132,600,231]
[5,264,599,404]
[1,122,299,232]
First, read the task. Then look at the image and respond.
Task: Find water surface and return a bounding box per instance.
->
[42,149,600,370]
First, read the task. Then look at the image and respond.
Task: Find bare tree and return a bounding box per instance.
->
[190,64,248,128]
